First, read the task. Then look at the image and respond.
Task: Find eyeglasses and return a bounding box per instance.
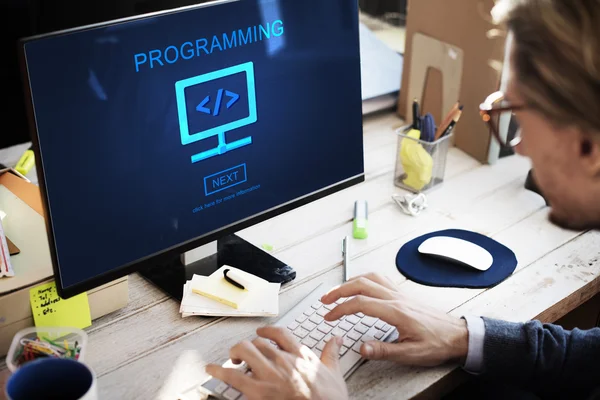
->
[479,91,526,148]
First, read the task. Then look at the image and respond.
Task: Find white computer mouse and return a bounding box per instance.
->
[418,236,493,272]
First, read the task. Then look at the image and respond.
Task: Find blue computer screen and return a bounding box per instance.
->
[23,0,364,290]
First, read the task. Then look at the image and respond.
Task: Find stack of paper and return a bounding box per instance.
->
[179,266,280,318]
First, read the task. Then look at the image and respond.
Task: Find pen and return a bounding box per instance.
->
[342,236,350,282]
[412,99,421,130]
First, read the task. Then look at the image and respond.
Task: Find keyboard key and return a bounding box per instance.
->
[338,321,354,331]
[301,321,317,332]
[343,337,355,348]
[352,341,363,353]
[339,346,349,356]
[223,387,241,400]
[303,308,315,317]
[293,327,310,339]
[317,323,332,334]
[311,302,322,310]
[354,324,368,334]
[374,331,384,340]
[381,323,392,332]
[339,348,362,372]
[323,303,336,310]
[301,337,318,348]
[287,322,299,331]
[347,330,362,341]
[316,341,326,351]
[310,330,326,341]
[335,297,347,305]
[361,316,378,327]
[323,333,333,343]
[215,382,230,394]
[345,315,360,325]
[296,314,308,323]
[309,315,324,325]
[316,308,329,317]
[313,348,322,358]
[356,312,365,318]
[324,319,340,327]
[331,327,345,337]
[375,321,385,330]
[361,328,379,343]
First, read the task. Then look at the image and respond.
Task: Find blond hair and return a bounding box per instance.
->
[492,0,600,133]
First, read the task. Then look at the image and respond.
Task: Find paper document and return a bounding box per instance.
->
[359,23,404,101]
[180,266,280,318]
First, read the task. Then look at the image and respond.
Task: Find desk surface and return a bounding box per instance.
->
[1,112,598,400]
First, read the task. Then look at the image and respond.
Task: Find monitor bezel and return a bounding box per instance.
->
[18,0,364,299]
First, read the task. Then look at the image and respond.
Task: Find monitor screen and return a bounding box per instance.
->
[22,0,364,296]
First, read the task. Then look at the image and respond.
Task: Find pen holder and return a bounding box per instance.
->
[394,126,453,193]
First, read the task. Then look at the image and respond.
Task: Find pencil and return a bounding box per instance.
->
[441,109,463,138]
[435,102,461,140]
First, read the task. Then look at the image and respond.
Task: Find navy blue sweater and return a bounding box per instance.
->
[482,318,600,399]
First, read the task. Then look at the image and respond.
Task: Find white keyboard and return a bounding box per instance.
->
[180,284,396,400]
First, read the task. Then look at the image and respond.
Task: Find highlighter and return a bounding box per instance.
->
[15,146,35,176]
[353,200,368,239]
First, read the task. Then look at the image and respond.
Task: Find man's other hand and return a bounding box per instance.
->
[321,273,468,367]
[206,326,348,400]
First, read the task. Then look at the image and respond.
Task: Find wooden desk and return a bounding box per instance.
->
[1,112,598,399]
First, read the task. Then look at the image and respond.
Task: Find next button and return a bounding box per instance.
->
[204,163,247,196]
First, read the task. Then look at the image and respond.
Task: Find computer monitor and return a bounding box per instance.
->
[20,0,364,300]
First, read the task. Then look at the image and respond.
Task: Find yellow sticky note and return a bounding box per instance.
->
[29,282,92,329]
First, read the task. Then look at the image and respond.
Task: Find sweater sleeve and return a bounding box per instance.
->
[482,317,600,396]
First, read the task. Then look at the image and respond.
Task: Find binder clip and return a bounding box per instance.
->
[392,193,428,217]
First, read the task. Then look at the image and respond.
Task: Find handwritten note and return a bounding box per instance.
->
[29,282,91,329]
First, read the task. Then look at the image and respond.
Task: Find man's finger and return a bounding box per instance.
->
[253,338,295,372]
[229,340,277,379]
[256,326,302,357]
[206,364,257,393]
[360,340,414,364]
[324,296,397,323]
[321,277,396,305]
[349,272,397,291]
[320,335,343,371]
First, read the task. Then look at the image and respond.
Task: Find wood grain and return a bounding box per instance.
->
[1,112,596,400]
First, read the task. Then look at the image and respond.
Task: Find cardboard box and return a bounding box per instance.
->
[0,168,128,356]
[398,0,508,163]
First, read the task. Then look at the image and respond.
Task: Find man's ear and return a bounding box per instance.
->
[580,134,600,177]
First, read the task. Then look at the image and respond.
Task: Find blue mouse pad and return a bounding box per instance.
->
[396,229,518,288]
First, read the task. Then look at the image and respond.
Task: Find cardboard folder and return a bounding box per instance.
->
[398,0,507,163]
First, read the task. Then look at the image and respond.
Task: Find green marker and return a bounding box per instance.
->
[353,200,368,239]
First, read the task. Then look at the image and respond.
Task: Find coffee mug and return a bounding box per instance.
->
[5,358,97,400]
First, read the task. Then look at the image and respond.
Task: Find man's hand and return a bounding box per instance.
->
[206,326,348,400]
[320,273,469,367]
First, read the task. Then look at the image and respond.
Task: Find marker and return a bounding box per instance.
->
[223,268,250,290]
[15,146,35,176]
[353,200,368,239]
[412,99,421,130]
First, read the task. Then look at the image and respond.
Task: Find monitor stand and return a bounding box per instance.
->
[139,234,295,301]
